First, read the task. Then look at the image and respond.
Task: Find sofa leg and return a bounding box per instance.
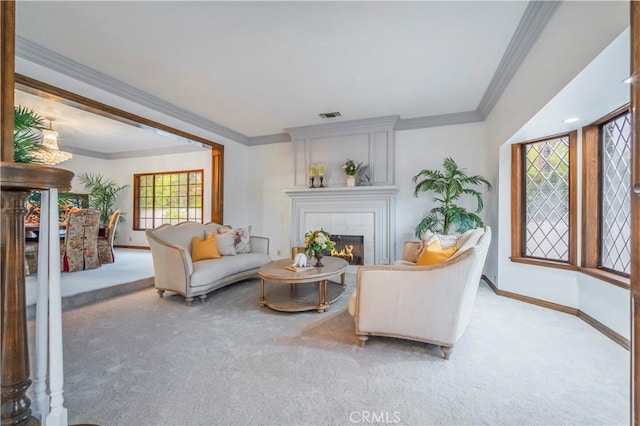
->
[199,294,207,303]
[157,289,165,298]
[358,335,368,347]
[441,346,452,360]
[185,297,194,306]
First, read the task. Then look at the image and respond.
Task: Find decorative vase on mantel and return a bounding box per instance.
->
[346,175,356,187]
[314,251,324,267]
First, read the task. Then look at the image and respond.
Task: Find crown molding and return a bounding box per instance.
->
[477,1,560,119]
[15,36,249,145]
[62,145,110,160]
[106,144,206,159]
[63,143,205,160]
[247,133,291,146]
[286,115,399,139]
[395,110,483,131]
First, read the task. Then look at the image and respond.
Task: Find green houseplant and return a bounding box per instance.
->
[14,105,46,163]
[78,173,127,225]
[412,157,492,238]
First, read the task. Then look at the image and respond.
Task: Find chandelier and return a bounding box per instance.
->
[32,118,73,165]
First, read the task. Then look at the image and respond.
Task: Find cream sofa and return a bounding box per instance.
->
[146,222,271,305]
[348,227,491,359]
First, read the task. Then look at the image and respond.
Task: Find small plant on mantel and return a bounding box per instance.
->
[412,157,492,238]
[342,159,362,176]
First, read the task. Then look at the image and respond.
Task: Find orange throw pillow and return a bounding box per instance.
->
[416,240,457,266]
[191,233,221,261]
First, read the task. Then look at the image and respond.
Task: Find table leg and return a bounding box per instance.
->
[317,281,323,313]
[317,279,330,313]
[259,278,265,306]
[324,279,329,311]
[341,272,346,289]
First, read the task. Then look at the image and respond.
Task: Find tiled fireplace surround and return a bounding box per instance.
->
[284,116,400,265]
[284,186,398,265]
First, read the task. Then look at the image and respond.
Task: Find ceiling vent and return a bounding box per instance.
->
[319,111,341,119]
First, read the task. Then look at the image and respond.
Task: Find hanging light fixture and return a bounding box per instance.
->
[32,118,73,165]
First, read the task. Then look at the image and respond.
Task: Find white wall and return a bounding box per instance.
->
[578,274,630,338]
[221,141,251,229]
[248,141,294,258]
[394,123,486,252]
[484,1,630,338]
[248,122,486,260]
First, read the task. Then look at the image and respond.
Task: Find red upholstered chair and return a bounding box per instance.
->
[61,209,101,272]
[98,210,120,264]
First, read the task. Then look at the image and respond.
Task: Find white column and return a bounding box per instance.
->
[45,189,68,426]
[33,190,50,422]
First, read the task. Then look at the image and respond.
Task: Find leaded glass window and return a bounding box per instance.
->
[599,112,631,275]
[523,136,570,261]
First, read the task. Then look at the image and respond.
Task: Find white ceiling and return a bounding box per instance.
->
[14,89,208,158]
[14,0,531,146]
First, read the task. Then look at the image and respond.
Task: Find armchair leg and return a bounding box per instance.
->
[184,297,194,306]
[358,335,368,347]
[157,289,165,298]
[199,294,207,303]
[441,346,452,360]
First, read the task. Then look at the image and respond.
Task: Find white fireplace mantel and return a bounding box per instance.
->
[284,185,398,199]
[285,185,398,264]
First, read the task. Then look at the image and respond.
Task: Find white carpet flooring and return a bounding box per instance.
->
[25,248,154,306]
[29,277,629,426]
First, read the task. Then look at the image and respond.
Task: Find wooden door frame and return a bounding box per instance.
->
[14,74,225,224]
[631,2,639,423]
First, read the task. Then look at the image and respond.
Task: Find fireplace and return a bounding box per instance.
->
[285,186,398,265]
[327,234,364,265]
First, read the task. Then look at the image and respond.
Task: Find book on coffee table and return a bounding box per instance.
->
[285,265,314,272]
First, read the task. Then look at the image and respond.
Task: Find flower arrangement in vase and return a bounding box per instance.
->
[304,228,336,267]
[342,159,362,187]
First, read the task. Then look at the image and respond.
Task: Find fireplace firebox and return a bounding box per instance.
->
[325,235,364,265]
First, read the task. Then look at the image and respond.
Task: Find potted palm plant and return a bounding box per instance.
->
[412,157,492,238]
[14,106,46,163]
[78,173,127,225]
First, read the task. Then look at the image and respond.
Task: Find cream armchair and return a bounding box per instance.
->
[348,227,491,359]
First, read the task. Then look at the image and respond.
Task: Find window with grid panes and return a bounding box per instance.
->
[134,170,203,230]
[599,111,631,276]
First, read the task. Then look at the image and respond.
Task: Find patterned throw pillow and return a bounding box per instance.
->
[233,226,252,254]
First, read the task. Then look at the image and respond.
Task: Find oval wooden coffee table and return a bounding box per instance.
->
[258,256,348,313]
